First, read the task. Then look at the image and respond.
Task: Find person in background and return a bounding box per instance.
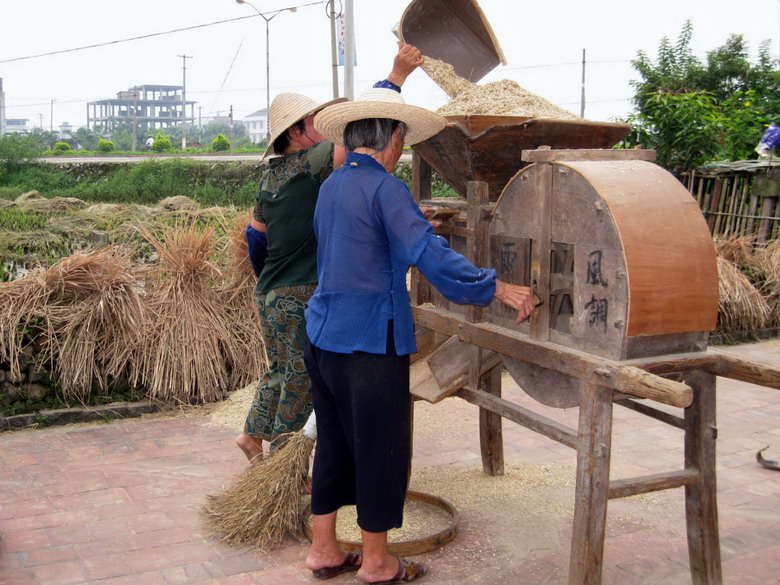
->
[238,43,427,463]
[302,89,538,584]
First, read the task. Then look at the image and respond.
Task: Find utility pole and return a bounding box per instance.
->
[50,99,54,133]
[328,0,339,98]
[132,90,139,151]
[580,48,586,118]
[179,54,192,150]
[344,0,355,100]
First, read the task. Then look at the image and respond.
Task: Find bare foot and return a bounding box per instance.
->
[306,549,361,573]
[236,432,263,463]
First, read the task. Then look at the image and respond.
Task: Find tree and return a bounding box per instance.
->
[200,122,247,148]
[53,141,73,153]
[66,127,101,151]
[212,133,231,151]
[0,134,43,178]
[28,128,61,150]
[623,21,779,169]
[151,133,173,152]
[97,139,115,152]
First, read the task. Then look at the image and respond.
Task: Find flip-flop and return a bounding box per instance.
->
[368,558,429,585]
[312,551,363,580]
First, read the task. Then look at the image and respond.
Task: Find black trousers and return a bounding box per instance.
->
[304,328,411,533]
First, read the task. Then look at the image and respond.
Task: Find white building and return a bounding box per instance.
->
[243,109,268,144]
[58,122,74,139]
[3,118,31,135]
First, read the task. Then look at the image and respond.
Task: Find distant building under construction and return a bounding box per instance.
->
[87,84,195,133]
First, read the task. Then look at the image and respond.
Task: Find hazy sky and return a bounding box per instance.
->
[1,0,778,131]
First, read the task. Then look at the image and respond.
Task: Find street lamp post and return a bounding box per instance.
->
[235,0,297,144]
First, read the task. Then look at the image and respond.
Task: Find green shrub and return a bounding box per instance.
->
[151,134,173,152]
[53,142,72,153]
[0,135,43,177]
[97,139,115,152]
[212,133,231,152]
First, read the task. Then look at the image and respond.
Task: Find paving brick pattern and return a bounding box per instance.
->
[1,341,779,584]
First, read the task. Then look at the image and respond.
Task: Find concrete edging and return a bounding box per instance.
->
[0,401,160,432]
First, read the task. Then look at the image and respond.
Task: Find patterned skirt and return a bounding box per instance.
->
[244,283,316,442]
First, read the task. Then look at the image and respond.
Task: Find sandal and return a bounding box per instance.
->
[312,551,363,580]
[368,558,428,585]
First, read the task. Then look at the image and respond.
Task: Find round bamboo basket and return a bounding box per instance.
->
[301,490,458,556]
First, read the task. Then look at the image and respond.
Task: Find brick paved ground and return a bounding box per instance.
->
[1,340,779,585]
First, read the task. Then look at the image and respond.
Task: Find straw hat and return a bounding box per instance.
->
[313,88,446,147]
[263,93,347,159]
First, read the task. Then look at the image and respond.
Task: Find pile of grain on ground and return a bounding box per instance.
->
[334,496,453,543]
[437,79,580,119]
[207,382,257,429]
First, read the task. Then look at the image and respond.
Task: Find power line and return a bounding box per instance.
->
[0,1,326,65]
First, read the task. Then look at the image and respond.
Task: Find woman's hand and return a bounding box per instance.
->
[387,42,425,87]
[420,206,442,230]
[494,280,538,324]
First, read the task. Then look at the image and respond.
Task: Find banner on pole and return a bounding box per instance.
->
[337,14,357,66]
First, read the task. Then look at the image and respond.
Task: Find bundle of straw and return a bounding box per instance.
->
[716,256,771,336]
[714,234,758,268]
[754,238,780,327]
[41,248,144,402]
[217,214,267,389]
[201,413,317,550]
[134,223,234,403]
[0,271,51,380]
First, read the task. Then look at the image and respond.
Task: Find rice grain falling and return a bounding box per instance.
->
[420,56,475,99]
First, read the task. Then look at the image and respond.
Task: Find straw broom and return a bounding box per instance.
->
[201,412,317,550]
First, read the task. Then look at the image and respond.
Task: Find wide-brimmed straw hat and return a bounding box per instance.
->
[263,93,347,159]
[313,88,446,147]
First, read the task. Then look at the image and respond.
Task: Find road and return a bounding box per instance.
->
[39,153,415,164]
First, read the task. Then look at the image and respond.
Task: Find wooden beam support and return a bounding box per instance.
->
[614,398,685,429]
[608,468,699,499]
[479,364,504,476]
[568,383,613,585]
[625,350,780,390]
[413,305,693,407]
[456,386,578,448]
[683,370,723,585]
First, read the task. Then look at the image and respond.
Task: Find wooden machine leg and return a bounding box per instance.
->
[683,370,722,585]
[479,364,504,476]
[569,383,613,585]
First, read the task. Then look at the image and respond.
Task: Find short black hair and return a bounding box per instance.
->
[344,118,407,152]
[272,118,307,153]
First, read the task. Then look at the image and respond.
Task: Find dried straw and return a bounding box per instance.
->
[217,213,267,388]
[134,223,234,404]
[714,234,757,268]
[0,270,51,380]
[753,238,780,327]
[716,255,771,335]
[41,248,144,401]
[201,431,313,550]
